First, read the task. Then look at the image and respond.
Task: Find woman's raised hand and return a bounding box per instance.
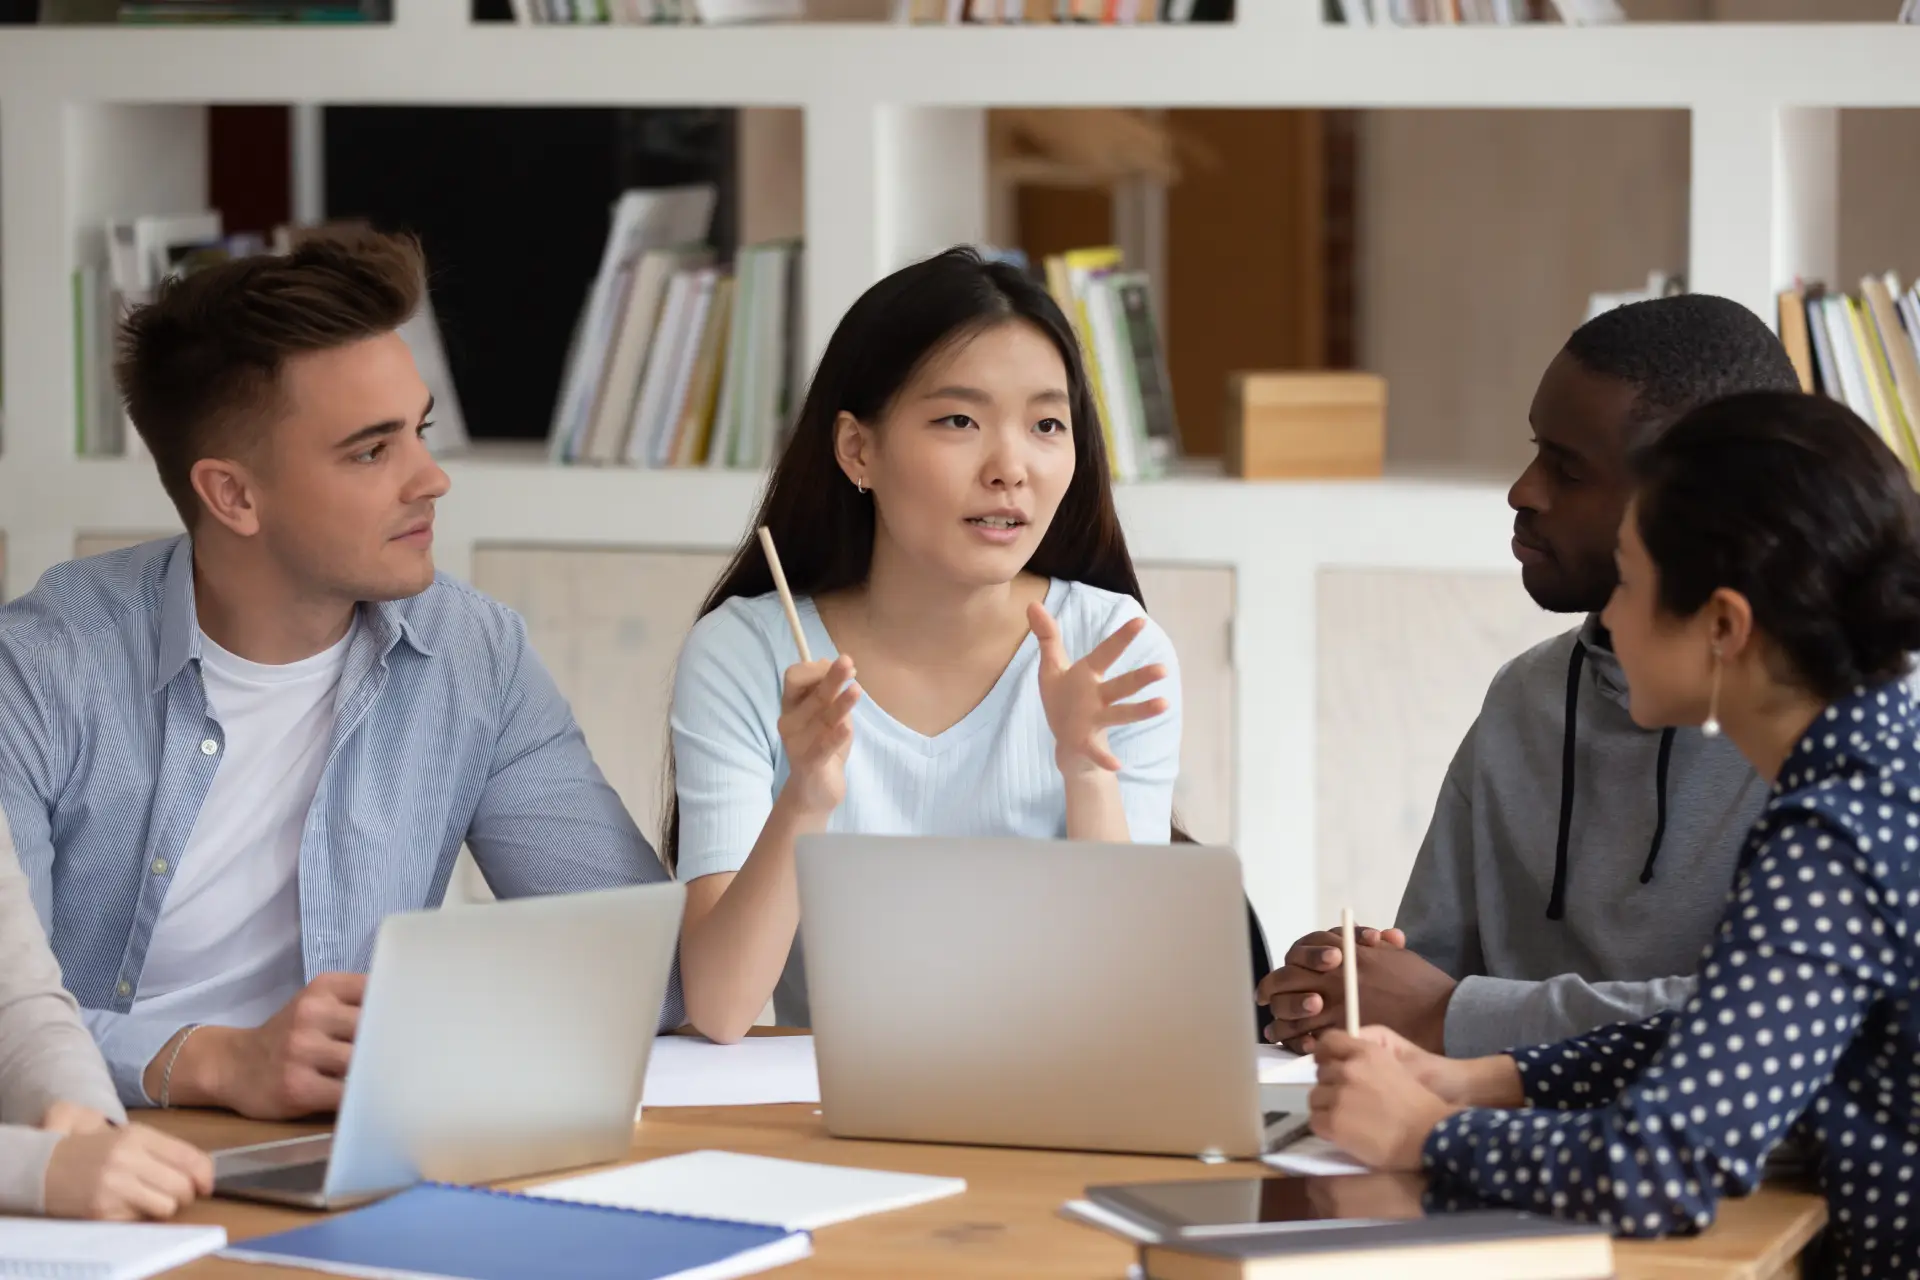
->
[1029,603,1168,777]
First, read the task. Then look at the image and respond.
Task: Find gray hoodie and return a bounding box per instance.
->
[1395,616,1771,1059]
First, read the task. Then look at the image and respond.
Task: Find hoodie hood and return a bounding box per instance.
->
[1547,616,1676,919]
[1576,614,1631,709]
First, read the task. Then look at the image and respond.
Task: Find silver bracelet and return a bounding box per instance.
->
[158,1024,203,1109]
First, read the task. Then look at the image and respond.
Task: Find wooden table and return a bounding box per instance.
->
[145,1104,1825,1280]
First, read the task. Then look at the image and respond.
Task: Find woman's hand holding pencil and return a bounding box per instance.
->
[777,656,860,815]
[760,526,860,817]
[1306,910,1525,1172]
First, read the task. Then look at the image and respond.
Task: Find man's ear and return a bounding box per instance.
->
[190,457,264,539]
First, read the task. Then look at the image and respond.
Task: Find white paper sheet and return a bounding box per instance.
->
[1260,1134,1371,1177]
[529,1150,964,1231]
[1257,1045,1318,1085]
[0,1219,226,1280]
[642,1034,821,1109]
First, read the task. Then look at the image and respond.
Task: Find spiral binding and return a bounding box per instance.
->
[416,1179,796,1236]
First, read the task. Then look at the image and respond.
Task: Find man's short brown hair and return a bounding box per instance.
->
[116,228,425,528]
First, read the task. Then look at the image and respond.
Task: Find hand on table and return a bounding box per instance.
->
[148,973,367,1119]
[42,1124,213,1220]
[1257,925,1456,1055]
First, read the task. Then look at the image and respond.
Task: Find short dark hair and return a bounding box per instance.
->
[1566,293,1802,427]
[116,228,426,528]
[1630,390,1920,699]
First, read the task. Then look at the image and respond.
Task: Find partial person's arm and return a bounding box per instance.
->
[0,805,128,1211]
[1442,972,1699,1060]
[0,1126,64,1213]
[673,608,853,1044]
[463,613,683,1030]
[0,810,124,1128]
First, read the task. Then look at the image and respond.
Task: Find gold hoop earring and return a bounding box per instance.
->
[1703,643,1723,738]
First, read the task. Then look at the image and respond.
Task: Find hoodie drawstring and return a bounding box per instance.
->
[1642,727,1676,883]
[1547,638,1679,921]
[1547,640,1587,921]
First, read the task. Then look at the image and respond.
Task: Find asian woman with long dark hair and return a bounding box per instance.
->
[666,248,1181,1044]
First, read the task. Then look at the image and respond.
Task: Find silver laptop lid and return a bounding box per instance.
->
[796,835,1263,1159]
[323,880,685,1200]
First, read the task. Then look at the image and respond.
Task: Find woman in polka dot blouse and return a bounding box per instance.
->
[1308,389,1920,1280]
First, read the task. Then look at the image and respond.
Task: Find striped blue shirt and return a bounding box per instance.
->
[0,537,680,1106]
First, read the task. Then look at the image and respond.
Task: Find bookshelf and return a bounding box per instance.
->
[0,12,1913,946]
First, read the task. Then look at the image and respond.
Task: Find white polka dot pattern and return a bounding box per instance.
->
[1423,680,1920,1280]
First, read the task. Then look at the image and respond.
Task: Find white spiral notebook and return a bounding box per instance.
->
[0,1220,226,1280]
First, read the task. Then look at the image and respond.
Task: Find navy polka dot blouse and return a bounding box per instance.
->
[1424,679,1920,1280]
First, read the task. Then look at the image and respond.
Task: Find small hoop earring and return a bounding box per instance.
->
[1702,642,1724,738]
[855,477,867,495]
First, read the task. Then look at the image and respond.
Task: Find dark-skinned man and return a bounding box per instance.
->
[1260,295,1801,1059]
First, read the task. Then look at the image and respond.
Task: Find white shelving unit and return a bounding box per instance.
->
[0,8,1912,947]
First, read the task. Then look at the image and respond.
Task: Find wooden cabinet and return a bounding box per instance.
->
[1314,567,1567,932]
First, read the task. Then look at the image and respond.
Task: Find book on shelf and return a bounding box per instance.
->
[32,0,388,20]
[1042,245,1181,483]
[1779,274,1920,483]
[547,182,806,471]
[505,0,803,23]
[73,212,468,459]
[1333,0,1620,23]
[895,0,1221,22]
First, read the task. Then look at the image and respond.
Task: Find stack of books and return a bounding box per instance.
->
[505,0,802,21]
[1334,0,1621,22]
[1042,246,1180,483]
[1779,275,1920,484]
[898,1,1212,22]
[546,185,804,471]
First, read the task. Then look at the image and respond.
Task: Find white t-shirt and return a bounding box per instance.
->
[133,622,355,1030]
[669,578,1182,1026]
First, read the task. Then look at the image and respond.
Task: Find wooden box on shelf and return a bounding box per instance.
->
[1224,372,1386,480]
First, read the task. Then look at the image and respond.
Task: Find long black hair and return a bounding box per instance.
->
[660,246,1147,870]
[1630,389,1920,699]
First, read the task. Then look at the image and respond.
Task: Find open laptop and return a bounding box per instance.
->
[212,880,685,1209]
[794,835,1309,1161]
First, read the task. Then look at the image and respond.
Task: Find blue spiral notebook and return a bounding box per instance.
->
[218,1181,811,1280]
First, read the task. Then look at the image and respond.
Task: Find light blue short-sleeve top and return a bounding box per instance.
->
[669,576,1183,1025]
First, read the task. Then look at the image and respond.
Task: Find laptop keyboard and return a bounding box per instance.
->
[220,1161,329,1196]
